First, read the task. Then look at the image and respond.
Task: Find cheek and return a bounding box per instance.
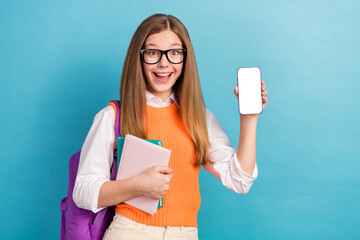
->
[142,64,153,81]
[175,64,183,76]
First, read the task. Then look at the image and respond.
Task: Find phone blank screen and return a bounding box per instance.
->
[237,67,263,114]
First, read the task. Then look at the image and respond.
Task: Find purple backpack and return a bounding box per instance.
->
[60,100,121,240]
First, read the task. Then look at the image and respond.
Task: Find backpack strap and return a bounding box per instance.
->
[108,100,121,141]
[108,100,121,181]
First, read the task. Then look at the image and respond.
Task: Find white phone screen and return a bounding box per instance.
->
[237,67,263,114]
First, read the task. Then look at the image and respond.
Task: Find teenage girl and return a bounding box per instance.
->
[73,14,268,240]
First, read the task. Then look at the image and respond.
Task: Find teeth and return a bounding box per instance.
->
[157,73,171,77]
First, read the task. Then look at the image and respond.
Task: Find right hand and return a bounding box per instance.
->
[135,165,173,200]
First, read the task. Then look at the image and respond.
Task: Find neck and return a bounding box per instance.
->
[148,90,172,102]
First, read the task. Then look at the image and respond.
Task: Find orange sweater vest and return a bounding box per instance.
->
[115,103,201,226]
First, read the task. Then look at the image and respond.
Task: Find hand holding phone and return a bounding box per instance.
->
[237,67,263,115]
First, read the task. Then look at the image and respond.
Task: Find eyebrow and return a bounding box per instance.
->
[145,43,183,48]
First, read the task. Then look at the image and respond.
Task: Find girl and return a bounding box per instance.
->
[73,14,268,240]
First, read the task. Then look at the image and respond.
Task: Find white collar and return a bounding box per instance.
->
[145,90,180,108]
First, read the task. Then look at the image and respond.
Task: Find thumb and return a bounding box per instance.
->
[234,86,239,101]
[156,166,173,174]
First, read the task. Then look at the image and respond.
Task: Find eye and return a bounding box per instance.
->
[170,50,180,55]
[146,50,159,56]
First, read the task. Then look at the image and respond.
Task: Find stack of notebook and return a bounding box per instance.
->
[116,134,171,215]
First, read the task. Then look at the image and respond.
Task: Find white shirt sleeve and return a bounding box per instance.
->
[72,99,258,213]
[73,106,115,213]
[203,109,258,194]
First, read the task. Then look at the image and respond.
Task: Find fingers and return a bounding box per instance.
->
[262,95,268,104]
[262,83,268,105]
[260,80,268,107]
[154,165,173,174]
[234,86,239,95]
[138,165,174,200]
[261,80,268,97]
[262,80,266,90]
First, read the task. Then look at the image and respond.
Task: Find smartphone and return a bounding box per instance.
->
[237,67,263,114]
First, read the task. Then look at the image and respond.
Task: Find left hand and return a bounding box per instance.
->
[234,80,268,118]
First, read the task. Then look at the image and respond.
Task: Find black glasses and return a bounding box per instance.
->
[140,49,186,64]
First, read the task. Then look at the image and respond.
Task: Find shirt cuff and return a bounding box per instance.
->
[90,178,108,213]
[73,177,109,213]
[230,154,258,181]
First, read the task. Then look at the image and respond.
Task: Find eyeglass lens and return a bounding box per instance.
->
[142,49,185,64]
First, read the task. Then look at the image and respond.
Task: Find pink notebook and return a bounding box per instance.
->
[116,134,171,215]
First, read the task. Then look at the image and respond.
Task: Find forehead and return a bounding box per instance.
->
[145,30,182,49]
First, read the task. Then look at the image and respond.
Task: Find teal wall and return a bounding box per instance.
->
[1,0,359,239]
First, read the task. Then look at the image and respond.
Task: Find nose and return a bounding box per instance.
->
[158,52,170,67]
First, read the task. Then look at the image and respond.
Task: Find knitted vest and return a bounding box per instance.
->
[115,103,201,226]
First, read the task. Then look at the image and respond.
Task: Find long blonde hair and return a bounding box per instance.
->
[119,14,211,166]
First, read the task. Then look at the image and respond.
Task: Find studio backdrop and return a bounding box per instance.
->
[0,0,359,239]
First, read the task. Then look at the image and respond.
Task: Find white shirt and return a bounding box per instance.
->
[73,91,258,213]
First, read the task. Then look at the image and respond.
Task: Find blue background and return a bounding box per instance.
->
[1,0,359,239]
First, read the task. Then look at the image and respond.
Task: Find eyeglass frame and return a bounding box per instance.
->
[140,48,187,64]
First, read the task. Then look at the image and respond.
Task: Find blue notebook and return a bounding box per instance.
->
[117,136,164,209]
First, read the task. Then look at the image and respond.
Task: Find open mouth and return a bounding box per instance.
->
[153,72,173,82]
